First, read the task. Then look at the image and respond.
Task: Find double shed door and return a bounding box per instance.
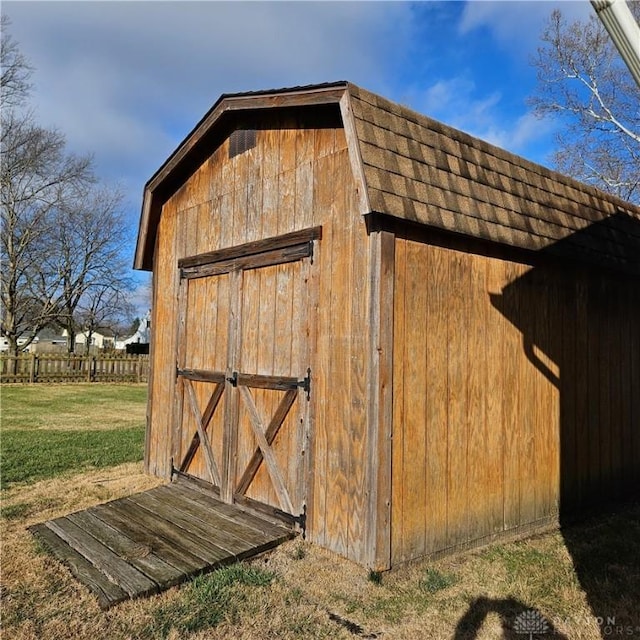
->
[174,228,320,525]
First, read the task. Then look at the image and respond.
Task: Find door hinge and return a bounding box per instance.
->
[275,504,307,538]
[298,368,311,400]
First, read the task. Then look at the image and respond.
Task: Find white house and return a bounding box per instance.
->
[0,329,66,353]
[61,329,116,351]
[0,335,34,352]
[115,310,151,350]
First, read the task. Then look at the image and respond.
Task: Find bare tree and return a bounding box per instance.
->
[1,101,92,355]
[529,5,640,203]
[0,15,32,109]
[76,282,135,355]
[48,185,132,353]
[1,20,133,358]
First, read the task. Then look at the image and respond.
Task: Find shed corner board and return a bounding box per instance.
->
[365,230,395,569]
[339,91,372,217]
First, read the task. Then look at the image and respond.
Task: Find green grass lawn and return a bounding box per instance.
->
[0,384,146,489]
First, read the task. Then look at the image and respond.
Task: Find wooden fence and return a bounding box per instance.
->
[0,354,150,384]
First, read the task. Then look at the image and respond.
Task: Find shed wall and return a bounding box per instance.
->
[147,117,373,563]
[391,235,640,564]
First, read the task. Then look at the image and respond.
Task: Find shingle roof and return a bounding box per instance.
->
[135,81,640,274]
[347,83,640,274]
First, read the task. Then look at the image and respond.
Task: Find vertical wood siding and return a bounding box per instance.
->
[179,273,230,484]
[148,116,371,564]
[391,236,640,563]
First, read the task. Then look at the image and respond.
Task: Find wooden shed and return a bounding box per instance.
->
[135,81,640,570]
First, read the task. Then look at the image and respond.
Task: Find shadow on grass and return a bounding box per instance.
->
[454,596,569,639]
[560,504,640,637]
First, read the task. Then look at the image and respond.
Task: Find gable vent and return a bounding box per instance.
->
[229,129,257,159]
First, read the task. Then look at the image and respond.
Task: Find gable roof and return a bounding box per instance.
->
[135,81,640,274]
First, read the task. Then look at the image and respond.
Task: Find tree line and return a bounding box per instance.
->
[1,17,135,358]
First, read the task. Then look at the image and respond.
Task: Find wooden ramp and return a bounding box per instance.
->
[29,479,295,609]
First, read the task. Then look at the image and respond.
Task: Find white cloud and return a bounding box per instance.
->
[421,77,503,128]
[459,0,592,55]
[127,278,152,319]
[4,0,415,214]
[473,110,556,152]
[409,76,556,161]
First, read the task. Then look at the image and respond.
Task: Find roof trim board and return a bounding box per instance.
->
[339,88,372,216]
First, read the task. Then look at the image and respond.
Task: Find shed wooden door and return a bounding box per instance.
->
[174,228,320,526]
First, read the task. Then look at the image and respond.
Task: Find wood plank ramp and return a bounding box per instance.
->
[28,478,295,609]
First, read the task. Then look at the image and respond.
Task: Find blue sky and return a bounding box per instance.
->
[3,1,594,306]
